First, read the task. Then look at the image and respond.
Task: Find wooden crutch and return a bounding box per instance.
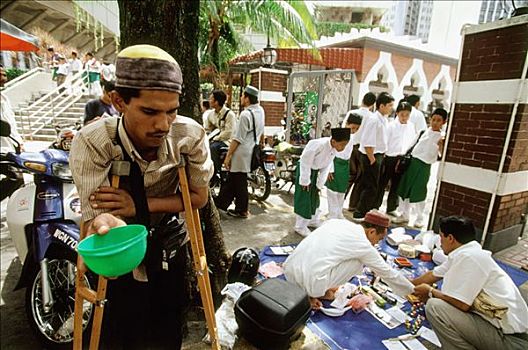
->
[178,164,220,350]
[73,160,130,350]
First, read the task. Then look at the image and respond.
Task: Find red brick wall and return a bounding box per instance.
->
[459,23,528,81]
[260,101,284,127]
[436,182,491,230]
[506,104,528,172]
[446,104,513,171]
[490,191,528,231]
[250,71,287,92]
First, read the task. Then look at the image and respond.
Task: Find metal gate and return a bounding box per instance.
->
[285,69,356,144]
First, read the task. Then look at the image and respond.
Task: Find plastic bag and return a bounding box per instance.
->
[203,283,251,349]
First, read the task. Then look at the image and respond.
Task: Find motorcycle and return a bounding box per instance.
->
[1,120,94,349]
[269,138,304,193]
[209,139,272,202]
[50,122,82,151]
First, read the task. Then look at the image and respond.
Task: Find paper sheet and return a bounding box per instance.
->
[382,340,407,350]
[418,327,442,347]
[385,306,410,323]
[366,304,401,329]
[402,338,428,350]
[269,245,294,255]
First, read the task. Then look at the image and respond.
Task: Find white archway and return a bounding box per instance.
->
[399,58,429,105]
[427,64,454,108]
[359,51,399,103]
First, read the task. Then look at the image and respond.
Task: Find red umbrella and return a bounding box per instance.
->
[1,19,39,52]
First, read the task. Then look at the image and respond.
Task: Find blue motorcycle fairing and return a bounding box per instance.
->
[34,179,64,221]
[34,222,80,261]
[7,149,69,176]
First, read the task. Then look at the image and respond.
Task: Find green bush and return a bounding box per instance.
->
[5,68,27,81]
[316,22,388,39]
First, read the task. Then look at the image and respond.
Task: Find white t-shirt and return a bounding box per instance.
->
[344,107,372,145]
[284,219,414,298]
[69,58,82,72]
[359,111,389,154]
[433,241,528,334]
[57,62,69,76]
[299,137,336,189]
[410,107,427,134]
[386,119,416,157]
[411,128,442,164]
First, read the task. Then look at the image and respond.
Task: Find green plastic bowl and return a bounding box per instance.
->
[78,225,148,277]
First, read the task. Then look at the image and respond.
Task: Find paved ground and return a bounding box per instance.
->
[1,141,527,349]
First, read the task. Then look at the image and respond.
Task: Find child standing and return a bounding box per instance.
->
[326,113,362,219]
[375,101,415,215]
[396,108,448,228]
[294,128,350,237]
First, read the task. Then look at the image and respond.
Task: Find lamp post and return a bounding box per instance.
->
[261,34,277,68]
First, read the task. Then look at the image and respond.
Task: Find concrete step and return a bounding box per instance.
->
[15,115,83,123]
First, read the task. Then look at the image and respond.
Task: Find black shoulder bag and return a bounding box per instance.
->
[113,119,187,272]
[396,130,425,174]
[248,109,261,171]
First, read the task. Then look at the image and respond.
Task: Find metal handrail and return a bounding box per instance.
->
[2,67,45,90]
[18,70,89,139]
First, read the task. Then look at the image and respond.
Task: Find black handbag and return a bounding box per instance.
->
[396,130,425,174]
[248,109,261,171]
[113,119,187,272]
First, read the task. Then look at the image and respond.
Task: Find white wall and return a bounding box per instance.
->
[427,1,481,58]
[76,0,120,36]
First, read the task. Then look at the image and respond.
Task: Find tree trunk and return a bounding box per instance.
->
[117,0,229,305]
[118,0,201,122]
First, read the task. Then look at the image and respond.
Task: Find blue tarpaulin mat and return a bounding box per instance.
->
[258,228,528,350]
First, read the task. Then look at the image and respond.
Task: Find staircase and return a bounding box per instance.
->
[15,93,89,141]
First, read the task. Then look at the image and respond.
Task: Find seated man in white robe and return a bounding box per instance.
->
[284,211,414,309]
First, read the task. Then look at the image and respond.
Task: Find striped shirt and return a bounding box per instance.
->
[70,116,213,224]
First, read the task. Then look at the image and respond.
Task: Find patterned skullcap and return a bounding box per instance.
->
[115,44,182,93]
[364,210,391,228]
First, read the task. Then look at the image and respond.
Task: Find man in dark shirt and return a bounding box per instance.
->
[84,80,118,125]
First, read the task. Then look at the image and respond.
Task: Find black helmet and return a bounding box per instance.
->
[228,247,260,286]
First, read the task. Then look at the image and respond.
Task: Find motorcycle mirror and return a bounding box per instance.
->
[0,120,12,137]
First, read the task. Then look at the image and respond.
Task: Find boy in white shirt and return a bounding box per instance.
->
[354,92,394,220]
[412,216,528,349]
[326,113,362,219]
[375,101,415,215]
[294,128,350,237]
[396,108,447,228]
[285,211,414,309]
[345,92,376,212]
[406,94,427,134]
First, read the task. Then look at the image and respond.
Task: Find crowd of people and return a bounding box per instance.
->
[292,91,448,237]
[45,46,115,96]
[1,43,527,350]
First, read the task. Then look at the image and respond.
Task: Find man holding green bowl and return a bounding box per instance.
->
[70,44,213,349]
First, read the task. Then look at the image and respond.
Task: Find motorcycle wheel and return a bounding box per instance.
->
[25,256,95,349]
[209,172,222,198]
[248,165,271,202]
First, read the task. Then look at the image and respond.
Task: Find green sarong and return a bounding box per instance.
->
[397,157,431,203]
[51,67,58,80]
[294,161,320,219]
[326,157,350,193]
[88,72,100,83]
